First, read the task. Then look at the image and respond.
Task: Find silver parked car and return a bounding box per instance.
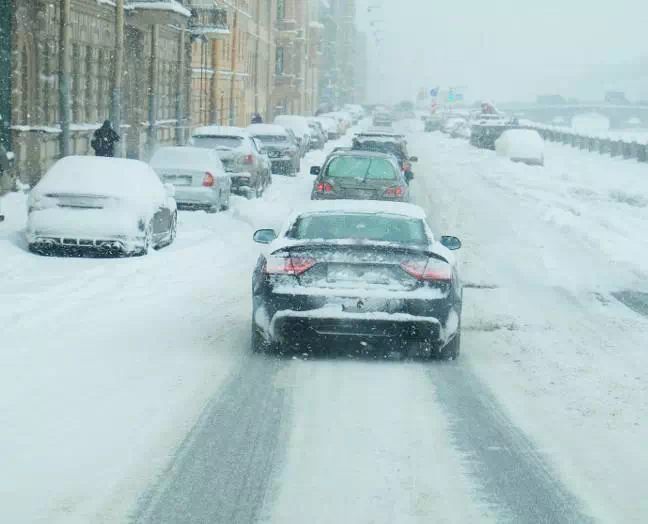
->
[310,150,410,202]
[247,124,300,176]
[191,126,271,198]
[150,146,231,213]
[273,115,311,157]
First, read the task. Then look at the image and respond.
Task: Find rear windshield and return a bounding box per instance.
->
[192,136,244,149]
[325,156,397,180]
[353,141,403,158]
[288,213,427,245]
[150,148,208,166]
[252,134,289,144]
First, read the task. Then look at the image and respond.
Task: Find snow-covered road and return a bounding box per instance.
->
[2,127,647,523]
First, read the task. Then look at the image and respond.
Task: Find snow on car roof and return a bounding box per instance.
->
[296,200,427,220]
[246,124,289,136]
[150,146,221,170]
[34,156,165,212]
[192,125,249,137]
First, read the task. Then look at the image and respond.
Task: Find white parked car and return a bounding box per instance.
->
[273,115,312,157]
[27,156,177,256]
[150,146,231,211]
[315,116,339,140]
[495,129,545,166]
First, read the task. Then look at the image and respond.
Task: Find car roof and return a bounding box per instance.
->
[326,149,399,162]
[193,126,249,137]
[246,124,289,135]
[294,200,427,220]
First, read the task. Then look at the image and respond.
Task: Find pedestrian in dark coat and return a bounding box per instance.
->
[91,120,120,157]
[251,113,263,124]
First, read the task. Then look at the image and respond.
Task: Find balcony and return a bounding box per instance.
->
[276,18,301,44]
[189,5,229,39]
[126,0,191,27]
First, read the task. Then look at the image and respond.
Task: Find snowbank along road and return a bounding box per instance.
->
[1,121,647,523]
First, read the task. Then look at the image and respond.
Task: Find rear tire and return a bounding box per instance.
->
[439,329,461,360]
[251,322,276,354]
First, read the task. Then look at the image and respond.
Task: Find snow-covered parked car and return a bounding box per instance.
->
[27,156,177,256]
[315,116,339,140]
[150,146,232,211]
[273,115,311,157]
[247,124,300,175]
[250,200,464,359]
[495,129,545,166]
[191,126,271,198]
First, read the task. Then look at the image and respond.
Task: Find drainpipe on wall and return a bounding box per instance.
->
[228,7,239,126]
[110,0,124,156]
[58,0,72,157]
[147,24,159,158]
[176,27,185,145]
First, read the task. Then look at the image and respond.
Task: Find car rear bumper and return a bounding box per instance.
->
[174,186,220,208]
[229,172,256,193]
[311,193,408,203]
[270,309,442,342]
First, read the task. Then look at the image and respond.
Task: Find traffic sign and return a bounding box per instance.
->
[429,87,439,97]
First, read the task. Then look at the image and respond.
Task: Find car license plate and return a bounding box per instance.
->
[329,297,388,313]
[164,175,192,186]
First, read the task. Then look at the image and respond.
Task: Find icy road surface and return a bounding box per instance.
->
[1,126,647,523]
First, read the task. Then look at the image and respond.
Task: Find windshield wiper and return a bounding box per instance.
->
[361,160,374,183]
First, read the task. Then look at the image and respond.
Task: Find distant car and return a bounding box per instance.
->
[318,113,345,138]
[372,111,393,127]
[315,116,340,140]
[310,150,411,202]
[191,126,271,198]
[273,115,312,157]
[351,131,417,179]
[495,129,545,166]
[27,156,177,256]
[306,118,326,150]
[247,124,300,176]
[343,104,366,123]
[149,146,231,211]
[424,115,442,132]
[250,200,463,359]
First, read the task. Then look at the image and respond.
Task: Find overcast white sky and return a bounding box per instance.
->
[356,0,648,103]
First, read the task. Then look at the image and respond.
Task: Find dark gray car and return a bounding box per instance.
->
[247,124,300,176]
[310,151,410,202]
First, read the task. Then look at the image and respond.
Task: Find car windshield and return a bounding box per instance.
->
[325,156,397,180]
[288,213,427,245]
[252,134,288,144]
[192,136,244,149]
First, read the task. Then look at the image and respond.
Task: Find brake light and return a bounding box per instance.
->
[203,172,215,187]
[243,154,254,165]
[384,186,404,198]
[316,182,333,193]
[401,259,452,281]
[265,256,317,276]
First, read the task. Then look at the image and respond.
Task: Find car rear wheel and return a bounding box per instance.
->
[251,322,277,354]
[220,190,231,211]
[439,329,461,360]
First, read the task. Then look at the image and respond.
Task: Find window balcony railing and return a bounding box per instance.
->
[126,0,191,26]
[189,5,230,39]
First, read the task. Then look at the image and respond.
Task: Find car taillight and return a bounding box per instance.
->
[316,182,333,193]
[384,186,404,197]
[265,256,317,276]
[243,154,254,165]
[401,259,452,282]
[203,172,215,187]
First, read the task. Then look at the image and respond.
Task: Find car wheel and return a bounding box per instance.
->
[439,328,461,361]
[251,322,276,354]
[168,213,177,245]
[256,178,264,198]
[220,190,231,211]
[136,222,153,256]
[206,201,219,213]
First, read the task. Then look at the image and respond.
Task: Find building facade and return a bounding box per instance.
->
[7,0,330,184]
[10,0,197,184]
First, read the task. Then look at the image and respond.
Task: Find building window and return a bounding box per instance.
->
[72,45,82,122]
[275,47,284,75]
[277,0,285,20]
[86,46,96,124]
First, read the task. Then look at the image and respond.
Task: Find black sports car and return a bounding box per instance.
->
[250,200,463,359]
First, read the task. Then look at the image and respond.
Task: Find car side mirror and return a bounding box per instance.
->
[164,183,176,198]
[440,235,462,250]
[310,166,321,176]
[253,229,277,244]
[409,156,418,162]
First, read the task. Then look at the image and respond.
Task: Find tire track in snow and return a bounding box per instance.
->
[427,362,594,523]
[131,354,292,524]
